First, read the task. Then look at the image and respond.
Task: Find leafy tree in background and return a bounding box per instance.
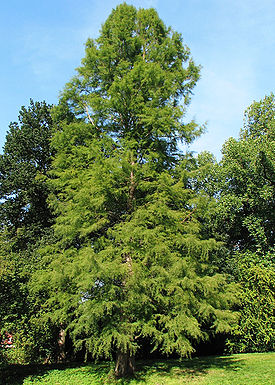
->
[0,232,61,363]
[215,94,275,353]
[225,250,274,353]
[0,99,54,245]
[216,94,274,253]
[32,4,238,377]
[0,100,60,363]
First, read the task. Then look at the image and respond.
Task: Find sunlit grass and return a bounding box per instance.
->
[1,352,274,385]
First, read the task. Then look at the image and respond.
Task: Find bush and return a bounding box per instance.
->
[226,251,275,353]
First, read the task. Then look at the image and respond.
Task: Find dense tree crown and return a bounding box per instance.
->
[29,4,238,377]
[216,94,275,253]
[214,94,275,354]
[62,3,202,164]
[1,3,273,375]
[0,100,58,363]
[0,99,53,243]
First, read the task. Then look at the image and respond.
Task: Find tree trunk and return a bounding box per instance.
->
[128,159,136,212]
[114,349,135,378]
[57,328,66,362]
[114,155,136,379]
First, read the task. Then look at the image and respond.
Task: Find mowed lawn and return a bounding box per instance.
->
[1,352,274,385]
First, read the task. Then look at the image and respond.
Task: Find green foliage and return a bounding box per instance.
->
[0,100,58,364]
[29,6,239,373]
[61,3,203,163]
[213,95,275,353]
[0,99,54,245]
[226,252,275,353]
[216,94,274,253]
[34,143,238,358]
[0,230,60,364]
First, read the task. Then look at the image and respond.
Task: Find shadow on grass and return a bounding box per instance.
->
[115,355,245,384]
[0,361,109,385]
[0,355,244,385]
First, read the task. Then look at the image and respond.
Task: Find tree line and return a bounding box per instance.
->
[0,3,274,378]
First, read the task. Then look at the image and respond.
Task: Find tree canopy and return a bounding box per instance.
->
[30,4,238,377]
[0,99,54,245]
[0,100,59,363]
[216,93,275,253]
[213,94,275,354]
[1,3,273,377]
[61,3,202,162]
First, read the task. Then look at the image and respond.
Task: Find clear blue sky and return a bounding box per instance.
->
[0,0,274,158]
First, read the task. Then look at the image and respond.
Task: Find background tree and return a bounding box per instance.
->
[215,94,274,253]
[214,94,275,353]
[0,99,54,244]
[225,250,274,353]
[0,100,60,363]
[32,4,239,377]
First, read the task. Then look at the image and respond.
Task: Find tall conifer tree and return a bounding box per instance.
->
[33,4,238,376]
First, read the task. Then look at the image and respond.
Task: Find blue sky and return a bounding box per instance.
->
[0,0,274,158]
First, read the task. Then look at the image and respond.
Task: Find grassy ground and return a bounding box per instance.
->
[0,352,274,385]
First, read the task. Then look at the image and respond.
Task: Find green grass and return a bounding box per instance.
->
[1,353,274,385]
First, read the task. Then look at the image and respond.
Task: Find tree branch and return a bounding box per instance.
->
[181,208,197,224]
[84,104,99,130]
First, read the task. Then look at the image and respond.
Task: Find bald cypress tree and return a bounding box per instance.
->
[33,4,238,376]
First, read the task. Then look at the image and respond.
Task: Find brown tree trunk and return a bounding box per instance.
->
[128,159,136,212]
[114,155,137,378]
[57,328,66,362]
[114,349,135,378]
